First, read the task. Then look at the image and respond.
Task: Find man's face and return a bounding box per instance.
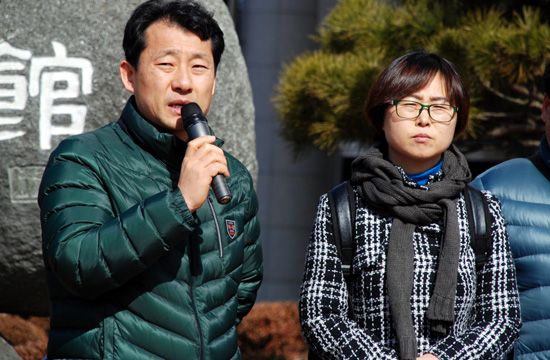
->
[119,20,216,141]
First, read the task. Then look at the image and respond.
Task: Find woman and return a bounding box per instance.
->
[299,51,520,360]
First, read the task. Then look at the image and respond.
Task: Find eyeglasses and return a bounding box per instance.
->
[388,100,458,123]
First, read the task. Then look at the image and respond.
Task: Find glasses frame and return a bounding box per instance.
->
[388,100,458,123]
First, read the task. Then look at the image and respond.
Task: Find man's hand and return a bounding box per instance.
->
[178,135,229,212]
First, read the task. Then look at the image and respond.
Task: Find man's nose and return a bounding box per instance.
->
[172,68,192,92]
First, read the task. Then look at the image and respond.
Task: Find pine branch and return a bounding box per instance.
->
[474,70,540,109]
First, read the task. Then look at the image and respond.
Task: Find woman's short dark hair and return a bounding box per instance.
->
[365,51,470,138]
[123,0,225,71]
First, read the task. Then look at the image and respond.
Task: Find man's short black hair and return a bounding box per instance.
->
[123,0,225,71]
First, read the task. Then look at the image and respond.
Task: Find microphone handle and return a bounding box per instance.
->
[212,174,232,204]
[186,121,232,204]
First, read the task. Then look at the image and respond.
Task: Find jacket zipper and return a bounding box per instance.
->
[190,276,204,360]
[188,197,222,360]
[207,196,224,257]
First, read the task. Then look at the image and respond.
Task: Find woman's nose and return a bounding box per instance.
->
[416,108,431,126]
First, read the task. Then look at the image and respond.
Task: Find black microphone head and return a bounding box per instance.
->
[181,102,203,119]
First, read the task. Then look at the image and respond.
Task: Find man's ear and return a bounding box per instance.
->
[212,77,216,96]
[119,60,136,93]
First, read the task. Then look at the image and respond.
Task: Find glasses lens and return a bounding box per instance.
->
[396,101,421,118]
[429,104,454,122]
[395,101,454,122]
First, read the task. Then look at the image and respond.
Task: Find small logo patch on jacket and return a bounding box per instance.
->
[226,219,237,239]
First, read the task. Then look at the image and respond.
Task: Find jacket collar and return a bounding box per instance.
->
[117,97,223,169]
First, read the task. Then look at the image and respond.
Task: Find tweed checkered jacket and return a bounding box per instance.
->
[299,182,521,359]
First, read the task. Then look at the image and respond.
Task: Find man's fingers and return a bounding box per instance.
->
[186,135,216,152]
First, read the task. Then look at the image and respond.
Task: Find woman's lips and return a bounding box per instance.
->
[413,133,431,142]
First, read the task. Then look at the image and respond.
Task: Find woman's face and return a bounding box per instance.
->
[382,73,457,174]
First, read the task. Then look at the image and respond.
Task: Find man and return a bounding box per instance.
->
[472,60,550,359]
[38,1,263,359]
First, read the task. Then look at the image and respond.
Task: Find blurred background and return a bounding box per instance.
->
[1,0,549,358]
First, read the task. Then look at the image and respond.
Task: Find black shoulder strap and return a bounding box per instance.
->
[528,153,550,183]
[309,183,354,360]
[463,183,493,271]
[327,181,355,282]
[329,182,492,273]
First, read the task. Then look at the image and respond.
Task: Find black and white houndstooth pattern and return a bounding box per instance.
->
[299,187,521,359]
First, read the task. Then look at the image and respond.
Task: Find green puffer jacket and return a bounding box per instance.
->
[38,98,263,360]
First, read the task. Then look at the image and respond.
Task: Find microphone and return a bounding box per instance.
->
[181,102,232,204]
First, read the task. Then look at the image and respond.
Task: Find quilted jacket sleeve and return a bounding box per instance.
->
[235,167,263,324]
[38,137,197,299]
[299,194,398,359]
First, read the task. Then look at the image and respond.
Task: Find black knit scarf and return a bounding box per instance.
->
[350,142,471,360]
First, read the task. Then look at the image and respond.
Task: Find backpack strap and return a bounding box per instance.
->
[327,181,355,281]
[329,182,493,273]
[528,153,550,183]
[327,181,356,324]
[463,183,493,271]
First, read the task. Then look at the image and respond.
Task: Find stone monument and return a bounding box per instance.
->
[0,335,21,360]
[0,0,257,316]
